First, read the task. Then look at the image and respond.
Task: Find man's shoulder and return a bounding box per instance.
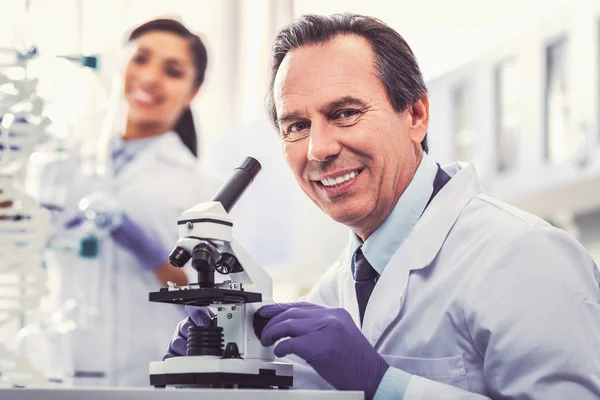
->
[456,191,595,279]
[445,190,587,264]
[461,191,554,237]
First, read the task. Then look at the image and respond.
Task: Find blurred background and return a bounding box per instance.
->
[0,0,599,385]
[2,0,599,298]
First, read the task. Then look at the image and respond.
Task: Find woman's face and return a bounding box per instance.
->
[124,31,198,130]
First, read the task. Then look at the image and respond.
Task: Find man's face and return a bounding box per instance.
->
[273,34,428,240]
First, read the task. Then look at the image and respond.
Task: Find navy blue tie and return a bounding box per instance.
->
[354,248,379,326]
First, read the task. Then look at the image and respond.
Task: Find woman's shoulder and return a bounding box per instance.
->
[147,132,198,170]
[131,156,221,203]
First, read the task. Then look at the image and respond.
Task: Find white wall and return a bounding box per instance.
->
[294,0,574,81]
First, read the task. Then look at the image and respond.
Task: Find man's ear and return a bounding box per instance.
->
[408,95,429,145]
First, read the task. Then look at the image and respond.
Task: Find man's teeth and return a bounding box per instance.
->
[320,170,359,187]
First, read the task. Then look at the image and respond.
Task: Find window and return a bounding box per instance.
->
[453,83,473,162]
[494,58,521,172]
[544,36,573,164]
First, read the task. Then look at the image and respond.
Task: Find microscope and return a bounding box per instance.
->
[148,157,293,389]
[0,156,365,398]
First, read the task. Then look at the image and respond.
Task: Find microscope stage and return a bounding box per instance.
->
[149,287,262,306]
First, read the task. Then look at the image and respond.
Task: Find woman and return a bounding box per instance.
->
[107,17,212,287]
[38,18,220,387]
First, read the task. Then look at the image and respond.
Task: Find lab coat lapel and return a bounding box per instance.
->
[342,269,361,326]
[340,232,361,326]
[115,133,178,187]
[361,164,483,346]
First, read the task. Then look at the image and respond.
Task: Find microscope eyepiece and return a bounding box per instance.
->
[238,157,261,179]
[169,247,191,268]
[211,157,262,213]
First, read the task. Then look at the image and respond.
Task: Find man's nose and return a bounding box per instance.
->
[307,122,342,163]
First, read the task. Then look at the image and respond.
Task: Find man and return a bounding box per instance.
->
[166,13,600,399]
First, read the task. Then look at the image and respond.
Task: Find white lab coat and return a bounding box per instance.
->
[295,162,600,399]
[45,132,220,387]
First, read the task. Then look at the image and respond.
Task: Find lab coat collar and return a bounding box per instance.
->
[357,162,482,345]
[114,131,195,186]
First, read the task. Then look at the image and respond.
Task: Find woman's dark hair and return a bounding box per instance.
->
[266,13,429,153]
[128,18,208,157]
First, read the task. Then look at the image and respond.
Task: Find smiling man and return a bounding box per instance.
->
[272,33,427,242]
[166,13,600,400]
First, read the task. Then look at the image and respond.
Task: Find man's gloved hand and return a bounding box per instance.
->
[257,302,389,400]
[164,306,214,359]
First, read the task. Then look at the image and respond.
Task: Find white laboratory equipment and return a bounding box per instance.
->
[0,46,52,388]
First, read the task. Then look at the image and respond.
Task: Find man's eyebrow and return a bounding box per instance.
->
[277,96,367,125]
[318,96,367,114]
[277,112,306,125]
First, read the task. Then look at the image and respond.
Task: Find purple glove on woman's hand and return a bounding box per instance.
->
[164,305,215,360]
[65,212,167,272]
[257,302,389,400]
[110,213,167,272]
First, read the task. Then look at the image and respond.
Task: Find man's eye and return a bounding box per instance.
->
[336,109,360,119]
[289,121,309,133]
[282,121,310,142]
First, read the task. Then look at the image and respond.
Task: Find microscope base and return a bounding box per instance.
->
[149,357,293,389]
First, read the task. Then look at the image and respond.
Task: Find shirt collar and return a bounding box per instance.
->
[350,151,439,275]
[110,131,170,155]
[109,131,174,175]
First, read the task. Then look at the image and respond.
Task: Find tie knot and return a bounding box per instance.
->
[354,249,378,282]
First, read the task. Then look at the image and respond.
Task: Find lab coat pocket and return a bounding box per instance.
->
[382,354,469,391]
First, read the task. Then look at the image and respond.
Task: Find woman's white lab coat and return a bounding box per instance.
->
[45,132,220,387]
[294,162,600,399]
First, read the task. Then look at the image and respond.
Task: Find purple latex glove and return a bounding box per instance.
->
[64,213,167,272]
[164,305,215,359]
[258,302,389,400]
[64,215,84,229]
[110,214,167,272]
